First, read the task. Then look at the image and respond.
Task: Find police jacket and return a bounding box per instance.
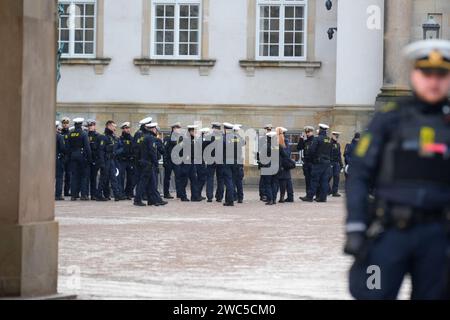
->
[163,132,181,165]
[133,126,146,161]
[66,126,92,162]
[88,131,101,162]
[140,132,159,167]
[278,138,292,179]
[331,140,344,167]
[56,133,66,160]
[297,135,314,164]
[309,131,332,164]
[118,132,134,162]
[98,128,118,163]
[344,139,358,166]
[346,96,450,232]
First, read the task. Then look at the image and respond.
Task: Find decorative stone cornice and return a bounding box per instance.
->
[133,58,216,76]
[239,60,322,77]
[60,57,112,75]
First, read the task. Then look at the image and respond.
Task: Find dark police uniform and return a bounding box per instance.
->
[88,129,101,199]
[55,132,66,200]
[229,130,245,203]
[196,132,209,199]
[163,130,183,198]
[132,125,147,197]
[278,137,294,202]
[61,127,71,196]
[298,134,314,198]
[135,129,164,206]
[67,124,91,200]
[180,133,201,202]
[346,96,450,299]
[344,133,360,178]
[97,128,122,200]
[205,130,224,202]
[222,130,237,206]
[118,131,135,199]
[329,138,343,196]
[345,41,450,300]
[305,129,332,202]
[260,133,280,205]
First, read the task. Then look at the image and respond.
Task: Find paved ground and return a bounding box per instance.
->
[56,190,410,300]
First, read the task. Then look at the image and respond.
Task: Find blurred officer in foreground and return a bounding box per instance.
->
[55,121,65,201]
[163,122,182,199]
[345,39,450,300]
[87,120,101,200]
[329,131,343,197]
[344,132,360,178]
[61,117,72,197]
[118,122,135,200]
[301,124,332,202]
[298,126,315,199]
[67,118,91,201]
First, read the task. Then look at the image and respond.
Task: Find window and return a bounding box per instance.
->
[58,0,97,58]
[256,0,307,61]
[151,0,202,59]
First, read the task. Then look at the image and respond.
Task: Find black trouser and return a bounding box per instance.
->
[89,162,100,198]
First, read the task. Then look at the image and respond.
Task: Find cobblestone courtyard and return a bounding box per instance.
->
[56,190,409,300]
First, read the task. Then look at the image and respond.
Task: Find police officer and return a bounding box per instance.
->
[258,124,274,202]
[163,122,183,199]
[87,120,101,200]
[278,127,294,203]
[97,120,126,201]
[55,121,66,201]
[205,122,225,203]
[133,117,153,199]
[60,117,72,197]
[222,123,237,206]
[301,124,332,202]
[66,118,92,201]
[231,124,245,204]
[260,131,279,206]
[134,123,168,207]
[344,132,360,178]
[298,126,315,200]
[329,131,343,197]
[118,122,135,200]
[196,128,210,199]
[344,39,450,300]
[179,125,202,202]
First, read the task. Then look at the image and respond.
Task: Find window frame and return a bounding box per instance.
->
[150,0,203,60]
[255,0,308,61]
[58,0,97,59]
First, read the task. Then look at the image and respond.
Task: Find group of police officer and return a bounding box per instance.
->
[56,116,353,208]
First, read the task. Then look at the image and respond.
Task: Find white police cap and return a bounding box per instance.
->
[319,123,329,130]
[187,125,199,130]
[266,131,277,137]
[332,131,342,135]
[404,39,450,71]
[139,117,153,125]
[86,119,96,126]
[73,118,84,124]
[61,117,70,123]
[145,122,158,128]
[233,124,242,131]
[304,126,315,132]
[120,122,131,129]
[223,122,234,129]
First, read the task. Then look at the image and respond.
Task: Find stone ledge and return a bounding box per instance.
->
[239,60,321,77]
[60,57,111,75]
[134,58,216,76]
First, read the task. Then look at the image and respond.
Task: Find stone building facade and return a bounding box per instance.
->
[56,0,450,144]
